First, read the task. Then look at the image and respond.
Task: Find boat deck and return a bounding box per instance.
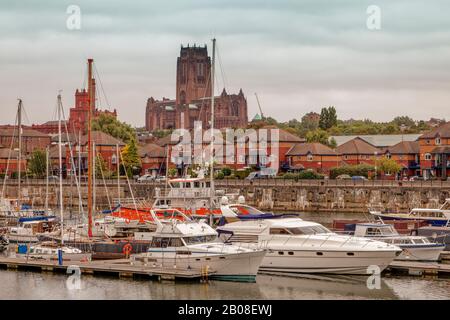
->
[0,256,214,281]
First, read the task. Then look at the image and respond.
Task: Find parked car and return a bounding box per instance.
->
[245,171,275,180]
[351,175,368,181]
[336,174,352,180]
[137,174,155,182]
[409,176,424,181]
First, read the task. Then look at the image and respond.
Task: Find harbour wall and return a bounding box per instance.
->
[2,179,450,213]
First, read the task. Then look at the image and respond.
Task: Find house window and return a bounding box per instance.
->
[111,154,117,165]
[435,137,441,145]
[424,153,432,160]
[386,153,391,159]
[307,153,313,161]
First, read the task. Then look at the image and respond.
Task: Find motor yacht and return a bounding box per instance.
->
[131,208,266,282]
[352,223,445,261]
[216,204,402,275]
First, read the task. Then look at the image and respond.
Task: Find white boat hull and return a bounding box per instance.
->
[133,250,266,282]
[257,249,398,275]
[396,245,444,261]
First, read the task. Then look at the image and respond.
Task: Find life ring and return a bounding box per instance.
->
[123,243,133,255]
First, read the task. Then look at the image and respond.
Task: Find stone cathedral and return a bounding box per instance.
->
[145,44,248,131]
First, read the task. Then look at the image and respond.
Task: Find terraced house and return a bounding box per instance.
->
[418,122,450,179]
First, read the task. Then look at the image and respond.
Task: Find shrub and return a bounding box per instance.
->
[329,164,374,179]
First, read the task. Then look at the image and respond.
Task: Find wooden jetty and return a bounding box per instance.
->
[387,260,450,277]
[0,256,214,281]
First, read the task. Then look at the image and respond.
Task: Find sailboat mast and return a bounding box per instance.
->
[209,38,216,218]
[87,58,94,238]
[17,99,22,205]
[57,94,64,245]
[45,146,49,214]
[116,144,120,205]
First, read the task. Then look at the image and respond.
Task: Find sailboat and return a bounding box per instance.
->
[1,100,55,222]
[26,94,91,262]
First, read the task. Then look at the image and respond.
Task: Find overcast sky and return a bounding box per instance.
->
[1,0,449,127]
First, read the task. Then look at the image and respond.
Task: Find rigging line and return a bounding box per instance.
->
[216,43,228,92]
[97,154,112,212]
[1,109,18,198]
[93,62,111,109]
[60,96,85,218]
[216,44,235,114]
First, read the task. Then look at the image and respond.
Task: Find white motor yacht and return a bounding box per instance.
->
[352,223,445,261]
[217,204,402,275]
[131,208,266,282]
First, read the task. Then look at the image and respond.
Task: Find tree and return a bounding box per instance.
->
[92,113,136,144]
[168,168,177,178]
[95,155,112,179]
[121,139,141,177]
[28,149,47,178]
[319,106,338,130]
[306,129,335,147]
[375,157,402,176]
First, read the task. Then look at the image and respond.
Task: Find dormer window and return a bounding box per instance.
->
[386,153,391,159]
[306,153,313,161]
[435,137,441,145]
[424,153,432,160]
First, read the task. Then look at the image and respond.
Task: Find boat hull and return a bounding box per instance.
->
[371,213,448,227]
[132,250,266,282]
[257,249,398,275]
[396,244,444,261]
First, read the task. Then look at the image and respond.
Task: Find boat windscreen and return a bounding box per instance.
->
[286,225,332,235]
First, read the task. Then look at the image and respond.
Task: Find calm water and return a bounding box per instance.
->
[0,270,448,300]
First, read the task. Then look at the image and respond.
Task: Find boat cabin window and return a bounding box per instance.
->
[206,182,211,188]
[270,226,331,235]
[150,237,172,248]
[183,235,217,245]
[169,238,184,247]
[194,181,200,188]
[270,228,291,235]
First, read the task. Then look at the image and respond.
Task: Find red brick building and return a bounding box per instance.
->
[145,44,248,131]
[385,141,420,178]
[67,131,125,176]
[32,59,117,135]
[0,127,51,155]
[139,143,169,175]
[0,147,25,175]
[336,137,381,166]
[286,143,339,173]
[418,122,450,179]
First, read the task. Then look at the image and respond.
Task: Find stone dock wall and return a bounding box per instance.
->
[2,179,450,213]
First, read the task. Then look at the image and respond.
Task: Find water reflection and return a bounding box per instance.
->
[1,269,448,300]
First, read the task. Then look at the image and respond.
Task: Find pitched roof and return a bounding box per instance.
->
[155,134,182,146]
[286,143,337,156]
[0,127,50,138]
[138,143,166,158]
[387,141,420,155]
[48,144,67,158]
[79,131,125,146]
[331,134,421,148]
[336,137,381,155]
[420,122,450,139]
[430,146,450,154]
